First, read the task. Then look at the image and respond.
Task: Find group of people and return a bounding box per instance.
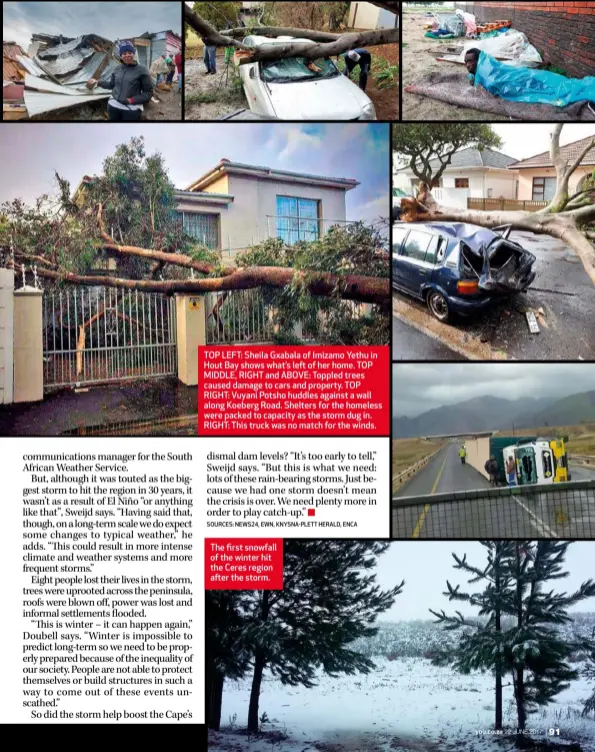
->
[87,40,182,121]
[459,445,517,487]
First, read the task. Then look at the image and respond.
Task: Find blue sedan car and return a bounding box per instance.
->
[392,222,536,322]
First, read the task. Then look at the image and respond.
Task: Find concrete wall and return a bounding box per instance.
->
[0,269,14,404]
[517,166,593,200]
[465,436,490,480]
[13,288,43,403]
[459,2,595,78]
[394,169,518,199]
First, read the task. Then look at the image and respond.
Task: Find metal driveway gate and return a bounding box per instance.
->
[43,286,177,390]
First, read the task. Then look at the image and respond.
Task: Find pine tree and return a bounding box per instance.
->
[244,541,403,732]
[500,541,595,747]
[206,590,255,730]
[582,650,595,717]
[429,541,516,731]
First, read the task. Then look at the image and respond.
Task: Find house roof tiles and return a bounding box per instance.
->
[509,135,595,169]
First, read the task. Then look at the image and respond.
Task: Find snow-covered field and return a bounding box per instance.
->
[209,658,595,752]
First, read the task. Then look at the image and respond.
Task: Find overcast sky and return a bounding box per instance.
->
[375,541,595,621]
[393,124,595,167]
[0,123,389,223]
[3,1,181,50]
[393,363,595,418]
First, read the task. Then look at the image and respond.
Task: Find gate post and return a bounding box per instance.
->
[175,294,206,386]
[13,285,44,403]
[0,269,14,404]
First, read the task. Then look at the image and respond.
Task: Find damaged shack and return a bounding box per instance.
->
[3,29,181,120]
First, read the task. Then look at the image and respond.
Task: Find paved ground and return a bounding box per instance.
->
[392,316,464,361]
[392,442,595,538]
[0,378,197,436]
[392,231,595,361]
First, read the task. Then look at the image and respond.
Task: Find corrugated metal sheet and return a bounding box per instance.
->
[60,51,107,85]
[36,48,95,77]
[3,43,25,61]
[151,37,166,63]
[24,89,110,117]
[24,73,111,96]
[37,36,85,58]
[3,57,24,81]
[16,55,46,77]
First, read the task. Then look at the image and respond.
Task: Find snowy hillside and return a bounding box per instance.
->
[209,616,595,752]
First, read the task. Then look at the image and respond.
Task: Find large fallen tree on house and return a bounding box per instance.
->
[0,136,389,344]
[397,123,595,285]
[183,4,399,64]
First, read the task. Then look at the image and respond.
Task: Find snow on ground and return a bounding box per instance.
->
[209,658,595,751]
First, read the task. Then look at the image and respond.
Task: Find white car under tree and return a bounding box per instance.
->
[239,35,377,121]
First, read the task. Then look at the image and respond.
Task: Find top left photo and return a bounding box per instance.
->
[2,1,182,121]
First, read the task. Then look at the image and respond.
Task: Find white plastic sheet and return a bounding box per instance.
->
[451,30,542,68]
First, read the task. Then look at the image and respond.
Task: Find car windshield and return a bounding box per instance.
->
[261,56,339,83]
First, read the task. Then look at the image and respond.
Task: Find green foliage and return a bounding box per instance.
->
[392,124,503,185]
[372,58,399,89]
[192,1,242,29]
[235,223,389,344]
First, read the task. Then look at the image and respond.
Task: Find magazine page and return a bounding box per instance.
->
[4,1,595,751]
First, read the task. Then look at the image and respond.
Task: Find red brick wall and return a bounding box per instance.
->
[458,2,595,78]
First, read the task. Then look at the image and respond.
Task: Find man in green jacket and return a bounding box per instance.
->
[87,40,153,121]
[459,445,466,465]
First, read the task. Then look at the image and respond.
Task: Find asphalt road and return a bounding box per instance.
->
[392,316,465,361]
[392,443,595,539]
[392,231,595,361]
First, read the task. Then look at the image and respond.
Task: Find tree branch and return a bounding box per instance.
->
[33,266,390,304]
[222,27,341,42]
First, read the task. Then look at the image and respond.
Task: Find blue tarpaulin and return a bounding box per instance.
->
[474,52,595,108]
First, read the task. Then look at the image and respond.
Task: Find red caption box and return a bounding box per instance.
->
[205,538,284,590]
[198,346,389,436]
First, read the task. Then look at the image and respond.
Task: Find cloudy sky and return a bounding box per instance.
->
[3,1,181,49]
[0,123,389,223]
[392,363,595,418]
[375,541,595,620]
[393,124,595,167]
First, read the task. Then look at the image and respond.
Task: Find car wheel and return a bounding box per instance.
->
[427,291,450,322]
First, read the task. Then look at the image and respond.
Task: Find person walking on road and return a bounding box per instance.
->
[506,456,517,487]
[203,39,217,75]
[459,445,466,465]
[485,456,499,486]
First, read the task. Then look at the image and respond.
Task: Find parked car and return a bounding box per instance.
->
[238,35,377,120]
[392,222,536,322]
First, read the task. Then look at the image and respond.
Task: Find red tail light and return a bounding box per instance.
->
[457,280,479,295]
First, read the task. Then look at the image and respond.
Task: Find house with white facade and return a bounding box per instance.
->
[508,135,595,202]
[393,146,519,208]
[179,159,359,257]
[349,2,399,29]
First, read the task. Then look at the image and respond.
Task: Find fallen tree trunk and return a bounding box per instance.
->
[222,27,341,42]
[184,4,399,61]
[409,205,595,286]
[30,266,390,305]
[235,29,400,64]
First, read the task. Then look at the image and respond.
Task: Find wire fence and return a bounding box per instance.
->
[392,480,595,539]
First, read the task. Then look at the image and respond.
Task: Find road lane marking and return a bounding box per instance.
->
[412,447,450,538]
[512,495,558,538]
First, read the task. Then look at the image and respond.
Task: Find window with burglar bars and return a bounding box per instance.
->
[178,211,219,249]
[276,196,320,244]
[391,481,595,539]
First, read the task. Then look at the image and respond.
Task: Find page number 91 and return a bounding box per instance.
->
[548,729,560,736]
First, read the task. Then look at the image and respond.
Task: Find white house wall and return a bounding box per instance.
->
[349,2,380,29]
[179,175,349,256]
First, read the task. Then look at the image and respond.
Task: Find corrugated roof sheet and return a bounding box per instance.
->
[60,51,107,85]
[3,57,24,81]
[510,136,595,169]
[24,88,110,117]
[16,55,46,77]
[36,47,95,76]
[24,73,111,96]
[37,35,85,58]
[3,43,25,61]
